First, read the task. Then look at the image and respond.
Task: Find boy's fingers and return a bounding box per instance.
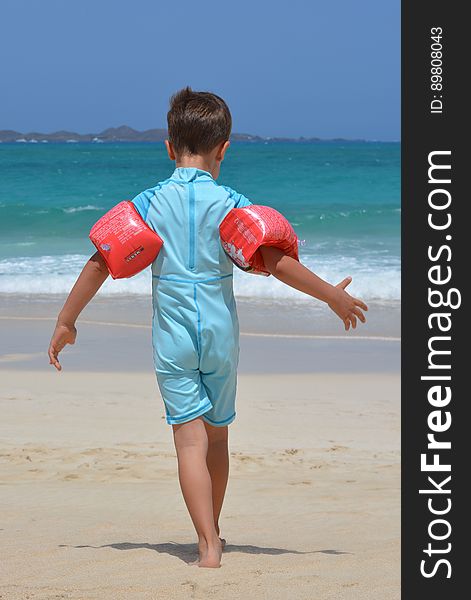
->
[354,298,368,311]
[350,314,357,329]
[48,345,62,371]
[337,276,352,290]
[352,307,366,322]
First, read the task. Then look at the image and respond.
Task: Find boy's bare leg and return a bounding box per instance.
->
[204,421,229,548]
[172,417,222,568]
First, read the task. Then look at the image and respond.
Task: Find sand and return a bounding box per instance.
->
[0,294,400,599]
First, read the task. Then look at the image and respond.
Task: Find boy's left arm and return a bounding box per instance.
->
[48,251,109,370]
[259,245,368,331]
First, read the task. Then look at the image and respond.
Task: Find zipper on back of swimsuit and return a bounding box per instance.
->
[188,181,196,270]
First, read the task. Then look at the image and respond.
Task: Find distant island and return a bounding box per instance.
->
[0,125,368,144]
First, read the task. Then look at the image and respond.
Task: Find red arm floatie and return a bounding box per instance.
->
[219,205,299,276]
[89,201,163,279]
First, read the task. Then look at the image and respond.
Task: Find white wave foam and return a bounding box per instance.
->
[62,205,103,213]
[0,253,401,301]
[234,256,400,301]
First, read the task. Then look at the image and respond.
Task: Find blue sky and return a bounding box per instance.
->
[0,0,399,140]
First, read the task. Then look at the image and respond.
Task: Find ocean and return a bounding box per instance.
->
[0,141,400,303]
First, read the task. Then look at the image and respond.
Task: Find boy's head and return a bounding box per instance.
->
[165,87,232,177]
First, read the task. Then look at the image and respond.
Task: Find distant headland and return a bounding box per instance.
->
[0,125,370,144]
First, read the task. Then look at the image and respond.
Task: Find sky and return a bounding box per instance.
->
[0,0,400,140]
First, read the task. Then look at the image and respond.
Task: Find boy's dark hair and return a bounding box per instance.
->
[167,86,232,155]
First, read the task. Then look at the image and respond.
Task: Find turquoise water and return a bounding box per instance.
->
[0,141,400,301]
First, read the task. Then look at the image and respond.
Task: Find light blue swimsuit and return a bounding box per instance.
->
[131,167,252,426]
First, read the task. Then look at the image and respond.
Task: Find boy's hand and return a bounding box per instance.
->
[47,251,109,371]
[258,247,368,330]
[48,321,77,371]
[328,277,368,331]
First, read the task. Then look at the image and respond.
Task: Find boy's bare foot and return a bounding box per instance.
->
[189,539,225,563]
[189,536,223,568]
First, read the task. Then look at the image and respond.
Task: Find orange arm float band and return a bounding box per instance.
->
[89,201,163,279]
[219,205,299,276]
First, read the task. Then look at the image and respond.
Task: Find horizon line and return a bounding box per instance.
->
[0,124,400,144]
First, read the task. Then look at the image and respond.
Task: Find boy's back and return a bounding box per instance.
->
[131,166,251,280]
[131,166,252,427]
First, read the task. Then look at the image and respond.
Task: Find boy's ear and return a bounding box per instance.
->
[165,139,176,161]
[217,140,230,162]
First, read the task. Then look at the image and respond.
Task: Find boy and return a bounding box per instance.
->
[48,87,367,568]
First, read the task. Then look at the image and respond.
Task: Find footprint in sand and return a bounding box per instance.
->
[327,445,349,452]
[288,480,312,486]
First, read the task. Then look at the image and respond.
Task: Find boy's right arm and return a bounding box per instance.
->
[259,245,368,330]
[48,251,109,370]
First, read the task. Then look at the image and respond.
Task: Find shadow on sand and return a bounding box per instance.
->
[59,541,351,564]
